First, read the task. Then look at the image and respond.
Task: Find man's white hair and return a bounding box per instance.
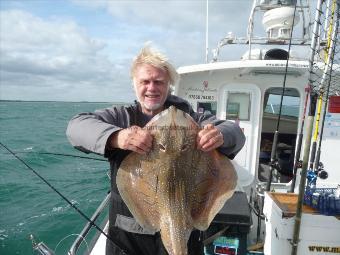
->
[130,43,179,86]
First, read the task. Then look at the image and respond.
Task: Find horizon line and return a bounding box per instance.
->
[0,99,132,104]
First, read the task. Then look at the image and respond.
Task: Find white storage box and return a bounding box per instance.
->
[263,192,340,255]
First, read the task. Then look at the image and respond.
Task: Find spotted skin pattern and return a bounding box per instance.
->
[117,106,237,255]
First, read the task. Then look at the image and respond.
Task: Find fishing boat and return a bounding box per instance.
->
[174,1,340,254]
[31,0,340,254]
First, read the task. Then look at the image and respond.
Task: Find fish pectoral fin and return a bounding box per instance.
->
[190,151,237,230]
[117,153,161,231]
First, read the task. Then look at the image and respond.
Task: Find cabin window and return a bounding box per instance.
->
[197,101,217,115]
[258,87,300,183]
[264,93,300,117]
[226,92,250,120]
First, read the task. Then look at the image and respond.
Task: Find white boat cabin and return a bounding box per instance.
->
[175,59,340,189]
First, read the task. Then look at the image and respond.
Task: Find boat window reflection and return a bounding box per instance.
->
[226,92,251,121]
[264,94,300,117]
[197,101,217,115]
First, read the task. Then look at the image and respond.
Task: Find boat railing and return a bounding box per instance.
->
[212,0,312,62]
[68,192,111,255]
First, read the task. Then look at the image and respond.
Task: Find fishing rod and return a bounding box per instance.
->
[314,58,337,179]
[288,85,312,192]
[313,66,338,179]
[0,141,128,255]
[266,2,298,192]
[2,151,107,161]
[260,2,300,247]
[289,0,324,193]
[290,1,338,254]
[311,0,338,175]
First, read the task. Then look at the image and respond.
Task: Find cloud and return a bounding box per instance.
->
[72,0,252,64]
[72,0,206,30]
[72,0,248,33]
[106,1,205,31]
[0,9,130,102]
[0,1,253,102]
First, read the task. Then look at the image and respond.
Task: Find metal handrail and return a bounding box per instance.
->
[68,192,111,255]
[212,0,312,62]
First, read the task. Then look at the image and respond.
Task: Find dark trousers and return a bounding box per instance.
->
[105,192,204,255]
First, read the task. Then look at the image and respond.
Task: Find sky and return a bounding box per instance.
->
[0,0,258,102]
[0,0,313,102]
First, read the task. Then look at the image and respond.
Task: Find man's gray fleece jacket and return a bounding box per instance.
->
[66,95,245,159]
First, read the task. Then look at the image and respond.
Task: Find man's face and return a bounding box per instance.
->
[133,63,170,116]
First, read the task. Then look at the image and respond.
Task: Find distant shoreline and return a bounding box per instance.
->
[0,99,131,104]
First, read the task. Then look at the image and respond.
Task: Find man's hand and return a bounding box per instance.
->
[110,126,153,154]
[197,124,224,152]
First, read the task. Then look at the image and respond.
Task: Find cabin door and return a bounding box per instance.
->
[258,87,300,183]
[219,83,261,187]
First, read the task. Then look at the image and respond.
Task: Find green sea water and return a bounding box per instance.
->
[0,101,125,255]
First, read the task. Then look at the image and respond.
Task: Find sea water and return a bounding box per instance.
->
[0,101,125,255]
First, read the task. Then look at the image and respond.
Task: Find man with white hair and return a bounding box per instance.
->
[66,45,245,255]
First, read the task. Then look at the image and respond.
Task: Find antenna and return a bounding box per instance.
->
[205,0,209,63]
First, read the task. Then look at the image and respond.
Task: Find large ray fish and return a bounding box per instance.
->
[116,106,237,255]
